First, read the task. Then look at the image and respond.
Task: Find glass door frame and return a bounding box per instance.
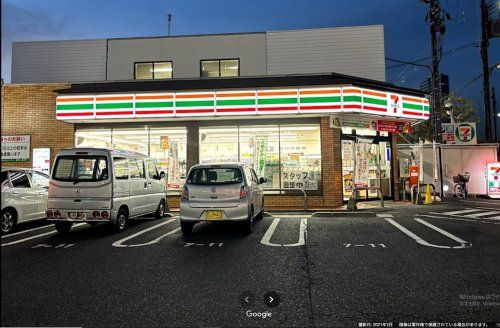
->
[340,130,394,202]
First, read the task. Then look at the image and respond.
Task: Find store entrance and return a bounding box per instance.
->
[341,133,392,201]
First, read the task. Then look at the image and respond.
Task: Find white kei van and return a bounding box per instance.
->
[47,148,167,234]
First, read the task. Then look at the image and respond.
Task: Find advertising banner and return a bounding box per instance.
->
[354,142,370,188]
[330,116,376,130]
[1,135,30,162]
[254,137,268,177]
[376,120,412,134]
[167,142,181,190]
[33,148,51,174]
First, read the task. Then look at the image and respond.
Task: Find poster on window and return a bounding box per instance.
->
[1,135,30,162]
[354,142,369,188]
[33,148,51,174]
[254,137,268,177]
[167,142,181,189]
[282,169,319,190]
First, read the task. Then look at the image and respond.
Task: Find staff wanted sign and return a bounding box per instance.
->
[1,135,30,162]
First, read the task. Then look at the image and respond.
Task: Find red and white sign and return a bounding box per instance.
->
[376,120,412,133]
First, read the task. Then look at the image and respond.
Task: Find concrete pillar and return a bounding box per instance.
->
[186,123,199,171]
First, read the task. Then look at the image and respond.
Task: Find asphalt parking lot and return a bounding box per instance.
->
[1,198,499,327]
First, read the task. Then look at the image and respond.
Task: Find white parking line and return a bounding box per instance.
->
[467,211,500,217]
[1,224,54,239]
[441,209,479,215]
[384,218,471,249]
[1,223,86,247]
[414,218,469,245]
[112,218,178,248]
[260,218,307,247]
[376,213,394,218]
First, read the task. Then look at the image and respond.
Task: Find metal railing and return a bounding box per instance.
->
[263,188,308,211]
[410,184,437,204]
[347,186,384,210]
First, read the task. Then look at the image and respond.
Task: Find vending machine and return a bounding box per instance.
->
[486,162,500,199]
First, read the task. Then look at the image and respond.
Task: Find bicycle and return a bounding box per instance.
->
[453,172,470,199]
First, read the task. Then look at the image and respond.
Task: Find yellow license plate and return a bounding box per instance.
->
[206,211,222,220]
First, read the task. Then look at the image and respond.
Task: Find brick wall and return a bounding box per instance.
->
[1,83,74,169]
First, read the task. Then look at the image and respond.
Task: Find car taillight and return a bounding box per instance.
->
[101,211,109,219]
[92,211,100,219]
[54,210,61,218]
[182,186,189,198]
[46,210,53,218]
[240,186,247,198]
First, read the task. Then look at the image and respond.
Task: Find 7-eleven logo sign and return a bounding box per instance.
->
[389,94,401,115]
[455,123,476,142]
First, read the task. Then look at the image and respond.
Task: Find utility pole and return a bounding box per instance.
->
[480,0,492,142]
[428,0,444,144]
[168,14,172,36]
[422,0,446,197]
[493,87,498,143]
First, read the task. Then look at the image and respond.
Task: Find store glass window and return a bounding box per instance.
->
[198,124,322,193]
[220,59,239,77]
[201,59,239,78]
[149,128,187,189]
[280,125,322,191]
[75,129,112,148]
[135,63,153,79]
[135,62,172,79]
[112,128,149,155]
[199,127,239,163]
[153,62,173,79]
[201,60,219,78]
[238,126,279,188]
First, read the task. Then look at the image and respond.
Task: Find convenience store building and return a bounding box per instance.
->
[1,26,428,209]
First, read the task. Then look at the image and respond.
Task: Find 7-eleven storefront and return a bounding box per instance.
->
[54,74,429,210]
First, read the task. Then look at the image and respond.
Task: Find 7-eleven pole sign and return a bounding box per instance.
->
[454,123,477,144]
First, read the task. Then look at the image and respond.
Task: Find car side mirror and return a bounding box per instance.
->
[159,171,166,180]
[259,177,267,184]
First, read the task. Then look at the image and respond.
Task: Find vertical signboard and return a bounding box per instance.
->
[1,135,30,162]
[33,148,51,174]
[167,142,181,190]
[486,162,500,199]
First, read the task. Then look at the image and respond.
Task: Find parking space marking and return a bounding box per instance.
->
[384,218,471,249]
[112,218,179,248]
[1,223,86,247]
[1,224,54,239]
[376,213,394,218]
[260,218,307,247]
[441,209,479,215]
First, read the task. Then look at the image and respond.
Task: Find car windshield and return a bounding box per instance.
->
[53,156,108,182]
[187,167,243,185]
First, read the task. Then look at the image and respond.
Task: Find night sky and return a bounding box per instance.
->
[1,0,499,138]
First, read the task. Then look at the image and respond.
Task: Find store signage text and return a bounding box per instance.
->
[1,135,30,162]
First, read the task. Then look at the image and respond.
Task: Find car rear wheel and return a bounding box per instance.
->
[243,207,254,234]
[113,209,128,233]
[181,221,194,235]
[256,199,264,220]
[55,221,72,234]
[1,209,17,235]
[155,199,166,219]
